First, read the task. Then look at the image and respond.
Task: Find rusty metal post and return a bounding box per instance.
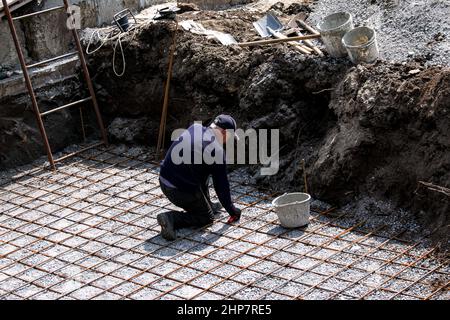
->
[63,0,109,147]
[156,18,178,160]
[2,0,56,170]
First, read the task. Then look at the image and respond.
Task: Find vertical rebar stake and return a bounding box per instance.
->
[302,159,308,194]
[156,17,178,160]
[79,107,86,142]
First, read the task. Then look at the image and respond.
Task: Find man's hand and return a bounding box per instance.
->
[227,207,241,224]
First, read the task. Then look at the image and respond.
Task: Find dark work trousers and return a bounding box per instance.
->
[160,178,214,230]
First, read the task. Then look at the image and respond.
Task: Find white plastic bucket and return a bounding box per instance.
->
[272,193,311,228]
[342,26,379,64]
[317,12,354,58]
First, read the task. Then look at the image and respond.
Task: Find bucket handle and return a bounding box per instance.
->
[273,193,311,208]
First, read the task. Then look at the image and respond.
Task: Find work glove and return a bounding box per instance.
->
[227,207,242,224]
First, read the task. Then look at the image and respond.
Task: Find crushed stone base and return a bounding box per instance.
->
[0,144,448,300]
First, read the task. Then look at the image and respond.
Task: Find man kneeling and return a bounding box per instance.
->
[157,115,242,241]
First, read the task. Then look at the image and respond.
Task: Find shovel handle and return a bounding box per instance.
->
[296,19,320,35]
[238,34,321,47]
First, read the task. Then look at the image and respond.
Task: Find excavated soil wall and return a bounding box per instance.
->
[82,21,449,247]
[0,4,448,248]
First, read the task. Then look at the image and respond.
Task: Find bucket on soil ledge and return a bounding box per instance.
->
[317,12,354,58]
[342,26,379,64]
[272,193,311,228]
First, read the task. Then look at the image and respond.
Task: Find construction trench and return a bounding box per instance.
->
[0,0,449,300]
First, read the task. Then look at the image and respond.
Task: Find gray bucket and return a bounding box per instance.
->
[317,12,354,58]
[342,26,379,64]
[272,193,311,228]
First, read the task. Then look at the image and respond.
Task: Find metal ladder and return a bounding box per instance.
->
[1,0,108,170]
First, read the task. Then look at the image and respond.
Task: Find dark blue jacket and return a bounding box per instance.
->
[160,124,236,215]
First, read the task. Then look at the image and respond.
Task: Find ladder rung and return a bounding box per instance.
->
[41,97,92,117]
[27,52,78,69]
[12,5,65,21]
[54,142,105,164]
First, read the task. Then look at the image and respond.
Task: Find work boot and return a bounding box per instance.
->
[157,212,176,241]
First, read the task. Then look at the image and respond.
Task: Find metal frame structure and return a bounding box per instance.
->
[0,145,448,300]
[1,0,108,170]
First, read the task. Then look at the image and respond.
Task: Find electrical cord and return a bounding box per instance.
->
[85,24,140,77]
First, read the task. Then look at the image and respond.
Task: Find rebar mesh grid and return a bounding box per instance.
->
[0,145,448,300]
